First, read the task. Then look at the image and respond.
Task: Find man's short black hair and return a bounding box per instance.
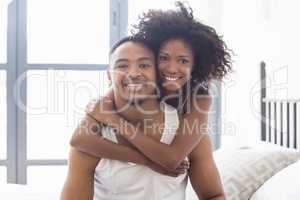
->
[109,36,155,56]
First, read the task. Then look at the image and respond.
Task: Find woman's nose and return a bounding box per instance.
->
[164,60,179,74]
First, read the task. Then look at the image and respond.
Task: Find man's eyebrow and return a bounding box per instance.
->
[114,58,128,63]
[159,52,169,55]
[114,57,152,64]
[138,57,152,61]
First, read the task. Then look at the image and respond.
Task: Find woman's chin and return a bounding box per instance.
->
[162,79,187,91]
[162,85,182,94]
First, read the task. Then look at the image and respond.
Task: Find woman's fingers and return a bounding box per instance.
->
[173,168,187,174]
[171,159,190,174]
[85,96,114,114]
[176,166,188,172]
[85,99,97,113]
[179,160,190,169]
[182,159,190,166]
[173,166,188,174]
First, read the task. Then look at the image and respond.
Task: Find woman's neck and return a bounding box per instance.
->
[163,88,180,107]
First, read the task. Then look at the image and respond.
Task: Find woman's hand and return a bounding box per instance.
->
[147,159,190,177]
[85,89,120,126]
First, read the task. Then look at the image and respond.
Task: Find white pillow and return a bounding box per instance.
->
[213,146,300,200]
[250,159,300,200]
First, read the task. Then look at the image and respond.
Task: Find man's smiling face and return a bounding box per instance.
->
[108,41,157,103]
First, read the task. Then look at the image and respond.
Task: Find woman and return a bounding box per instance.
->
[70,2,231,199]
[72,1,231,168]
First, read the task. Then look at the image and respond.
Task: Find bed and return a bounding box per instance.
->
[186,62,300,200]
[0,182,61,200]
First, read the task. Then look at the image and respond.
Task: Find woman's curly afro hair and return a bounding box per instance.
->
[131,1,233,94]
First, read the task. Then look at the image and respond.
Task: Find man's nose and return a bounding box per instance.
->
[128,65,141,78]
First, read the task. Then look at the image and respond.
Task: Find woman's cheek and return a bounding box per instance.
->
[183,68,192,81]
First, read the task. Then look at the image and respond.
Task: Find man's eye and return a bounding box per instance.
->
[115,64,127,69]
[140,63,151,68]
[159,55,168,61]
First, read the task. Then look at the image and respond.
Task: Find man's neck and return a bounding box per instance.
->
[114,96,161,126]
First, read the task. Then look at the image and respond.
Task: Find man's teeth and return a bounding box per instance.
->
[127,83,141,86]
[126,83,143,90]
[165,76,180,81]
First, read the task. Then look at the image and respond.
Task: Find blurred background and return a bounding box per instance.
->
[0,0,299,194]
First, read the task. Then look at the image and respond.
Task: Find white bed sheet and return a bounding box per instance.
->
[250,159,300,200]
[0,183,61,200]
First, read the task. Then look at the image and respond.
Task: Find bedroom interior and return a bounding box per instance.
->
[191,62,300,200]
[1,0,300,199]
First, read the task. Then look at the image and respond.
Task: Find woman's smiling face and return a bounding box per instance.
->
[158,38,194,93]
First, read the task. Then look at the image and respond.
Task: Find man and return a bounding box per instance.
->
[61,36,190,200]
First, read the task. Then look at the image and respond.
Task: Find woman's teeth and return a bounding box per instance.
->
[165,76,180,81]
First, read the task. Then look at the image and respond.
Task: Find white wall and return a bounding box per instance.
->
[220,0,300,148]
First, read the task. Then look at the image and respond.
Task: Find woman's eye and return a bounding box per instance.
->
[179,59,189,64]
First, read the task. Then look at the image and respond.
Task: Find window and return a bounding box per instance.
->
[2,0,117,184]
[27,0,110,64]
[27,70,109,159]
[0,166,6,184]
[0,70,6,160]
[0,0,8,63]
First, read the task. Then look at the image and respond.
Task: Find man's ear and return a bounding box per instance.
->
[107,69,112,86]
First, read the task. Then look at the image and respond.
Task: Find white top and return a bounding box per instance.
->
[93,102,188,200]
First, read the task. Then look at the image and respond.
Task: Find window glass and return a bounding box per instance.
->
[0,0,8,63]
[27,70,109,159]
[0,70,6,159]
[27,0,110,64]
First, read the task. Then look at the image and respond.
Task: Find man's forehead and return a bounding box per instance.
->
[110,42,154,62]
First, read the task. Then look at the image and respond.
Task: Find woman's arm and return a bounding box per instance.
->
[71,114,187,177]
[188,134,225,200]
[98,96,212,170]
[71,114,148,165]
